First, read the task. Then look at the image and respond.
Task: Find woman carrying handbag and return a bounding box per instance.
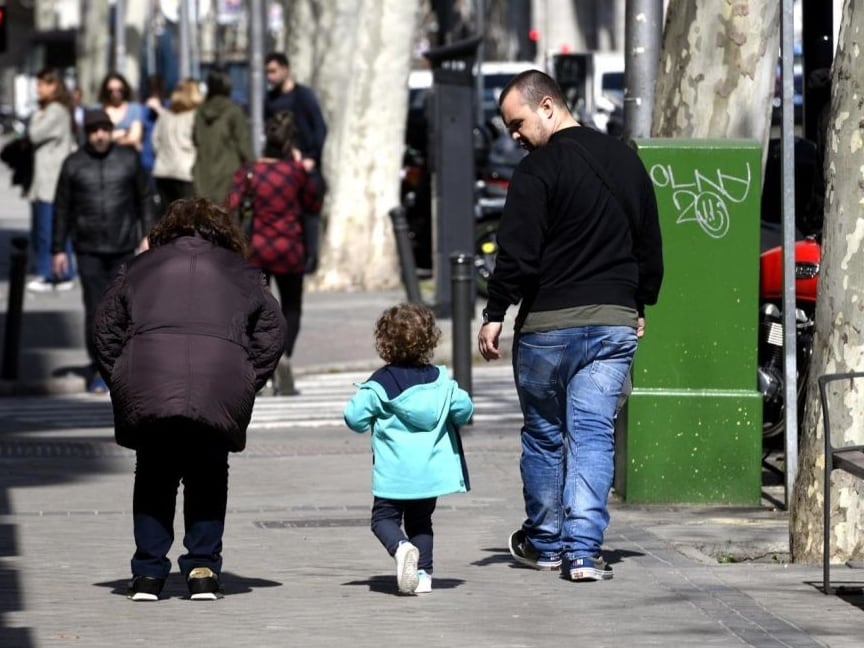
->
[225,110,322,395]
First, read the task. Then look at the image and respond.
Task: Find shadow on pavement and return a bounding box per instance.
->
[471,545,645,569]
[799,580,864,611]
[95,571,283,599]
[341,574,465,595]
[0,424,122,646]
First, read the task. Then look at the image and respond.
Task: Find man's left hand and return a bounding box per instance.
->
[478,321,503,361]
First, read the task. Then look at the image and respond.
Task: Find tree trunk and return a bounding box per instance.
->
[652,0,779,148]
[284,0,419,290]
[122,0,147,92]
[78,0,110,104]
[790,0,864,563]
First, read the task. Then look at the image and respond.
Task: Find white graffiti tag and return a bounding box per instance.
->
[649,162,753,239]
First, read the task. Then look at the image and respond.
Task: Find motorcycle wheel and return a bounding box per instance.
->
[474,219,499,298]
[763,348,812,443]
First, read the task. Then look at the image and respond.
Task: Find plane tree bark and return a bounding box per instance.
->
[282,0,419,290]
[790,0,864,563]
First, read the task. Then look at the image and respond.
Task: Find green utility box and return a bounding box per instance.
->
[614,139,763,504]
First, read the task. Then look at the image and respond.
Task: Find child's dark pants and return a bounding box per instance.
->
[371,496,437,573]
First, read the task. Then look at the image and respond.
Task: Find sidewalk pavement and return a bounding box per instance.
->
[2,390,864,647]
[2,162,864,646]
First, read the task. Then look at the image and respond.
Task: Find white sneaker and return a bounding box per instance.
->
[415,570,432,594]
[26,278,54,293]
[394,541,419,594]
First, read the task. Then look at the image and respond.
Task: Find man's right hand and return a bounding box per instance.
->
[51,253,68,278]
[478,321,503,361]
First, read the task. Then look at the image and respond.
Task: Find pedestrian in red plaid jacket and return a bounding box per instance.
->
[225,110,322,396]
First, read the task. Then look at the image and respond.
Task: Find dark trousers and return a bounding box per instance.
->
[266,272,303,358]
[131,418,230,579]
[77,251,134,366]
[154,177,193,218]
[371,496,437,573]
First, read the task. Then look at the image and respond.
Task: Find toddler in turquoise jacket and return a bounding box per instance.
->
[344,303,473,595]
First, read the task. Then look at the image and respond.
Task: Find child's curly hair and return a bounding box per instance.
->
[374,303,441,365]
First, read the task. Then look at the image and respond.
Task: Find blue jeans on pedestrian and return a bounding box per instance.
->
[371,496,437,573]
[30,201,75,281]
[513,325,637,563]
[131,418,230,579]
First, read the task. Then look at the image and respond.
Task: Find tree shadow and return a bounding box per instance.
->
[0,436,122,646]
[94,571,282,600]
[802,579,864,610]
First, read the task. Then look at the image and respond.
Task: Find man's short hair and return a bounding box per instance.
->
[500,70,568,109]
[265,52,289,68]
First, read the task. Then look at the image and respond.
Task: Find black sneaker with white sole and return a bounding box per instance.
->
[566,556,613,581]
[508,529,562,570]
[127,576,165,601]
[187,567,224,600]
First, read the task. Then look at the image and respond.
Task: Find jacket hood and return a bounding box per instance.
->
[357,366,452,431]
[198,95,237,124]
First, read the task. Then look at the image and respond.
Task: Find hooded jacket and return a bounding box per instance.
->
[191,95,254,203]
[93,236,286,451]
[344,365,473,500]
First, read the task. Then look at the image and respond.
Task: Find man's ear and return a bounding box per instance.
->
[540,96,555,118]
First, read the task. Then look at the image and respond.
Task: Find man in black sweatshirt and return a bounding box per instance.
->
[478,70,663,583]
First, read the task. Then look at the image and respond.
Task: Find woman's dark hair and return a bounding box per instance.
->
[205,66,233,99]
[36,67,72,109]
[148,198,247,256]
[36,67,75,133]
[374,303,441,365]
[98,72,134,104]
[263,110,298,158]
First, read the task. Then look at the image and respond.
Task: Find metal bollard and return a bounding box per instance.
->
[388,205,423,304]
[2,237,29,381]
[450,251,474,401]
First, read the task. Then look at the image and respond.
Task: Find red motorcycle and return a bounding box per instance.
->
[757,236,821,440]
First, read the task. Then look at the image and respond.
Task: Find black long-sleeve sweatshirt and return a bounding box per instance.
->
[485,126,663,326]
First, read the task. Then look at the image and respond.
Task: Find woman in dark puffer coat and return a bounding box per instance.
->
[94,198,285,602]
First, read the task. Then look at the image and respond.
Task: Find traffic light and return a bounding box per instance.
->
[0,8,6,54]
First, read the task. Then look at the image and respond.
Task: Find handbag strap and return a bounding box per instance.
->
[560,136,638,236]
[243,164,255,199]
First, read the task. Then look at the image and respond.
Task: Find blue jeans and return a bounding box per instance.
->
[30,201,75,281]
[513,325,637,562]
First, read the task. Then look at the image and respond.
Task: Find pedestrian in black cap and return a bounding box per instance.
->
[52,104,156,393]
